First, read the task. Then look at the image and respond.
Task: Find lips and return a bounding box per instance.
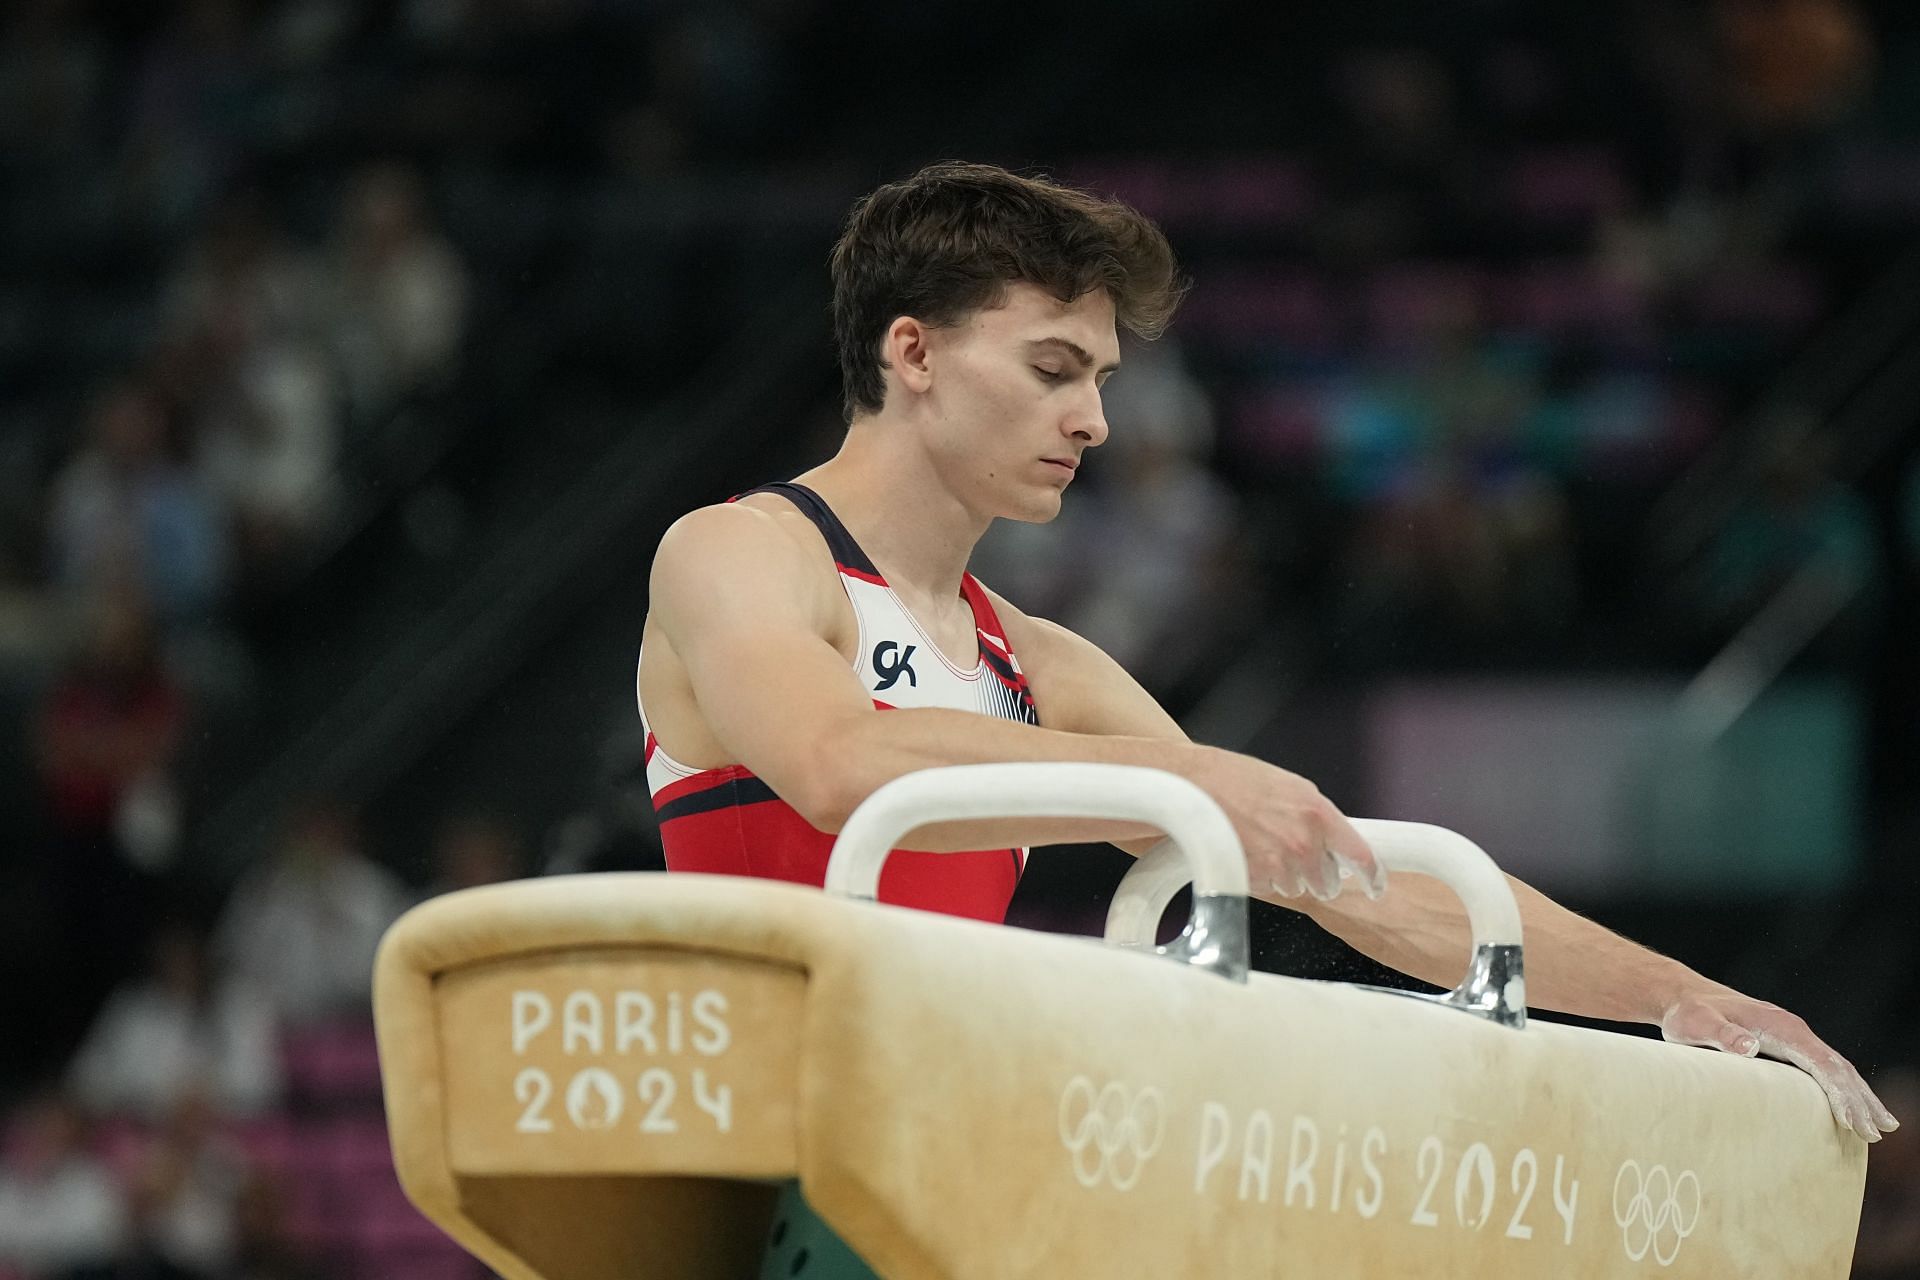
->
[1042,458,1078,473]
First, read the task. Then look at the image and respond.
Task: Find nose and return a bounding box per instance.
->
[1068,386,1109,448]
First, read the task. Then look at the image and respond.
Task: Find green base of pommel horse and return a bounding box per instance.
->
[372,763,1869,1278]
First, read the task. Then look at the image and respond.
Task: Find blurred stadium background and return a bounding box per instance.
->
[2,0,1918,1276]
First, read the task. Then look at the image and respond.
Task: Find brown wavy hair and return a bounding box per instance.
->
[830,161,1185,419]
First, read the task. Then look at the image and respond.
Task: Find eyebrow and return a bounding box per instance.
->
[1027,337,1121,376]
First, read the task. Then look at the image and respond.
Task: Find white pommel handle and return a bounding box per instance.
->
[1106,814,1529,1026]
[1349,818,1522,949]
[1106,818,1520,952]
[825,762,1250,901]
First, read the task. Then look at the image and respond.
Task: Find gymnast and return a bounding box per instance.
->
[633,157,1894,1279]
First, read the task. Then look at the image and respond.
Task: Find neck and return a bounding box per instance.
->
[791,414,987,602]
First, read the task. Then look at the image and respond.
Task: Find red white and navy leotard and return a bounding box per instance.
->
[637,482,1041,923]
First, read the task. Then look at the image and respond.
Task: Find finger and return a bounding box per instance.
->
[1829,1059,1897,1132]
[1663,1005,1763,1058]
[1658,1003,1751,1053]
[1321,812,1384,898]
[1669,1011,1845,1128]
[1664,1005,1889,1142]
[1752,1033,1882,1142]
[1840,1094,1881,1143]
[1769,1052,1871,1139]
[1690,1015,1759,1056]
[1307,847,1341,901]
[1330,850,1381,901]
[1839,1064,1898,1135]
[1839,1098,1879,1143]
[1265,868,1305,900]
[1834,1066,1901,1132]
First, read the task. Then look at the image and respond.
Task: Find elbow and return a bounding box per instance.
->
[784,715,884,835]
[782,742,862,835]
[790,767,856,835]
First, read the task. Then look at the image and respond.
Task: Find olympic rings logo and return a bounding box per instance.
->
[1612,1160,1702,1266]
[1057,1075,1165,1191]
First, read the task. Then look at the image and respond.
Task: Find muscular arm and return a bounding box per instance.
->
[1295,869,1692,1020]
[649,505,1214,852]
[998,590,1894,1139]
[1298,855,1895,1138]
[1002,595,1693,1012]
[1010,601,1719,1012]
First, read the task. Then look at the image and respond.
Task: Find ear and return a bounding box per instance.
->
[883,315,935,397]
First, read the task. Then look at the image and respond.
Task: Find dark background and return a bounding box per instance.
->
[1,1,1917,1277]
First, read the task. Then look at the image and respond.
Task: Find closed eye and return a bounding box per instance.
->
[1033,366,1064,384]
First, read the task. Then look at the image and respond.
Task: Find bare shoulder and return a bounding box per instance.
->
[655,495,827,568]
[651,497,842,632]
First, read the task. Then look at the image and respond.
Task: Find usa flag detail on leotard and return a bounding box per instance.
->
[637,482,1039,924]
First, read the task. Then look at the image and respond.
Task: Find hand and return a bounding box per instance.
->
[1660,987,1899,1142]
[1190,747,1384,903]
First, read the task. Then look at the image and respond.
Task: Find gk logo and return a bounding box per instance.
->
[873,641,918,691]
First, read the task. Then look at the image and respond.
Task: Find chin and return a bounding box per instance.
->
[1001,491,1066,524]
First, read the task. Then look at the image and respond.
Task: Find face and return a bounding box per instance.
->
[912,282,1120,523]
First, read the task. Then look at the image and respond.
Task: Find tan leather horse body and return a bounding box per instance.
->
[374,764,1867,1279]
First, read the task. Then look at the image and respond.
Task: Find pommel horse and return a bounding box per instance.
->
[373,764,1867,1278]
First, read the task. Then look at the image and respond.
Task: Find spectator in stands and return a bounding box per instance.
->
[323,164,468,435]
[34,584,185,860]
[421,809,522,902]
[0,1092,127,1278]
[185,292,340,589]
[47,384,228,629]
[68,922,280,1123]
[33,583,189,1029]
[1852,1067,1920,1276]
[118,1095,247,1280]
[162,195,318,353]
[155,195,341,587]
[1617,0,1872,271]
[221,1176,320,1280]
[214,801,409,1026]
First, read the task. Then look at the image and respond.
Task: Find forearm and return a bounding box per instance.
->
[810,706,1209,851]
[1295,871,1712,1025]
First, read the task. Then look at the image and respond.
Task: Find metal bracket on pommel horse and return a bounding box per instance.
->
[372,764,1868,1279]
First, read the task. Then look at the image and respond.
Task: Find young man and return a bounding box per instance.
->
[637,162,1892,1270]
